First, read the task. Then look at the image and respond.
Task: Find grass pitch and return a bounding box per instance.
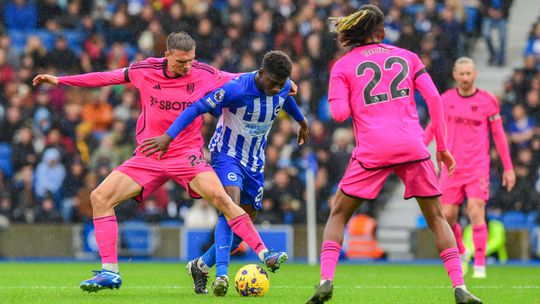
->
[0,262,538,303]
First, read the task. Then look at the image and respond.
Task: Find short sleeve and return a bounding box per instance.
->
[199,80,242,117]
[127,61,145,86]
[411,52,427,80]
[486,92,501,121]
[328,63,350,105]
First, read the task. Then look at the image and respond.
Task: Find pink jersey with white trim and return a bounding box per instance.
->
[329,43,433,169]
[441,88,499,174]
[59,57,234,159]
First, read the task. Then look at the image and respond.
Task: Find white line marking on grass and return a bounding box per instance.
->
[0,285,538,290]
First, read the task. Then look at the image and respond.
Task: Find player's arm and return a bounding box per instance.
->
[415,71,455,174]
[328,67,352,122]
[423,123,435,146]
[283,96,309,145]
[140,83,238,158]
[489,112,516,191]
[33,68,129,87]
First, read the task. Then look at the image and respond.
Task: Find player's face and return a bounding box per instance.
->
[165,49,196,76]
[453,63,477,91]
[259,70,288,96]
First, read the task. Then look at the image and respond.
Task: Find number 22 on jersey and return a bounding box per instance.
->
[357,56,411,105]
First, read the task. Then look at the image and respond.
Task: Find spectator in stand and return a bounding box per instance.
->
[61,161,85,222]
[37,0,62,28]
[81,89,114,140]
[4,0,37,31]
[507,104,536,148]
[35,193,62,223]
[46,36,81,73]
[524,22,540,67]
[11,126,38,172]
[34,148,66,205]
[481,0,513,66]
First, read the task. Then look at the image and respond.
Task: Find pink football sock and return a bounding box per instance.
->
[320,240,342,281]
[228,213,266,255]
[93,215,118,264]
[451,223,466,255]
[472,224,488,267]
[440,247,464,287]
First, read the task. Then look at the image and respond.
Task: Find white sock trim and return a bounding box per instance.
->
[102,263,119,273]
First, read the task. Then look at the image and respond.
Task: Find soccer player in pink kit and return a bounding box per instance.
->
[424,57,515,279]
[306,5,482,304]
[32,32,288,292]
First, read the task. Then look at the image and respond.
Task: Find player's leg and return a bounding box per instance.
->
[189,171,284,271]
[80,171,142,292]
[308,158,389,304]
[210,185,241,296]
[400,160,482,303]
[467,198,487,278]
[81,156,168,292]
[306,190,364,304]
[416,198,482,303]
[440,171,468,256]
[444,204,467,255]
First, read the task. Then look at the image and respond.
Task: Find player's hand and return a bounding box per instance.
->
[502,169,516,192]
[32,74,59,86]
[289,80,298,96]
[436,150,456,176]
[139,134,173,159]
[297,118,310,145]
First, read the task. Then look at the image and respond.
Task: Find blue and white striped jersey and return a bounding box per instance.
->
[200,72,300,172]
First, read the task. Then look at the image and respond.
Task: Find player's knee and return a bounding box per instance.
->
[209,190,232,209]
[90,189,109,209]
[468,208,484,224]
[442,208,456,224]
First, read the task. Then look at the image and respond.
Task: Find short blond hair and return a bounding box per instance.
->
[453,57,476,70]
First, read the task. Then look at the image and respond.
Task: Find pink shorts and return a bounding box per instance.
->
[114,149,214,202]
[339,158,441,200]
[439,170,489,204]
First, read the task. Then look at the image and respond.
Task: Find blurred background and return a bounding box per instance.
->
[0,0,538,262]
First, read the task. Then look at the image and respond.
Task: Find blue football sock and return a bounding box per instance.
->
[199,217,245,273]
[215,214,233,277]
[231,234,242,252]
[201,244,216,268]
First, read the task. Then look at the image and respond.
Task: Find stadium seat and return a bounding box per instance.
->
[501,211,528,229]
[34,30,55,52]
[64,30,85,56]
[7,30,27,54]
[345,214,384,259]
[0,143,13,178]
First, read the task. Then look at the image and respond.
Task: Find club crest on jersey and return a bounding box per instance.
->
[187,83,194,94]
[274,104,283,116]
[227,172,237,181]
[214,89,225,102]
[471,106,478,112]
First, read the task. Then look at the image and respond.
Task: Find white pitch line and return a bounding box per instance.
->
[0,285,538,290]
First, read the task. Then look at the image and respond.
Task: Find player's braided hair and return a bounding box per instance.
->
[335,4,384,47]
[262,50,292,79]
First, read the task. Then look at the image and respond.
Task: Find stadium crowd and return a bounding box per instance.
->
[0,0,536,228]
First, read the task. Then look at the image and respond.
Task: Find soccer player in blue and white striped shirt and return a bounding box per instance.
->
[141,50,309,296]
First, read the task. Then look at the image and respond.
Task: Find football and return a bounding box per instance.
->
[234,264,270,297]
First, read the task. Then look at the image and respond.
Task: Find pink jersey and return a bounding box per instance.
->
[59,58,234,159]
[440,88,503,174]
[329,43,446,169]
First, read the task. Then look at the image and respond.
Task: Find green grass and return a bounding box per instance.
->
[0,262,538,303]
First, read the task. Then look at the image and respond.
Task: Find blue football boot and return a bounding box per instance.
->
[80,269,122,292]
[263,250,288,273]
